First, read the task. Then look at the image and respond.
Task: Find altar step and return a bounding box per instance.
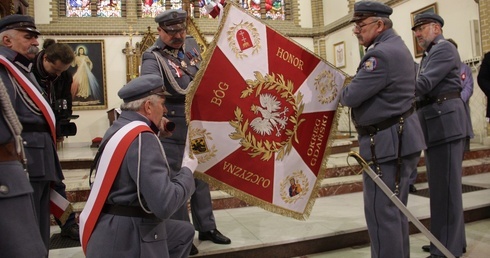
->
[58,141,490,217]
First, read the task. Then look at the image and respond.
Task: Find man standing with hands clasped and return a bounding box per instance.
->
[340,1,425,257]
[412,12,472,258]
[140,9,231,255]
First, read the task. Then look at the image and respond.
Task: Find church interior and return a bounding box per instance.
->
[2,0,489,257]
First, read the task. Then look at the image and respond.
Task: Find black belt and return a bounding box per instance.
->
[355,106,414,136]
[415,92,461,109]
[102,204,160,220]
[22,123,50,133]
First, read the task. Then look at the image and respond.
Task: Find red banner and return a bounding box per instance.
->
[187,3,347,219]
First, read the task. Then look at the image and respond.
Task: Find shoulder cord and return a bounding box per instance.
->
[0,74,27,166]
[136,133,171,214]
[152,51,192,95]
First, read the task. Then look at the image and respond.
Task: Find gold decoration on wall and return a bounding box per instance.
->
[122,26,140,83]
[187,17,209,59]
[122,26,156,83]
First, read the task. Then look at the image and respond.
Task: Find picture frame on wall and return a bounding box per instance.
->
[334,41,346,68]
[411,3,438,58]
[58,40,107,110]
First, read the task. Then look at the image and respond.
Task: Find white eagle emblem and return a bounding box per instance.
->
[250,94,289,136]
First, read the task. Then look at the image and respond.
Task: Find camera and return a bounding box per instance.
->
[53,99,78,137]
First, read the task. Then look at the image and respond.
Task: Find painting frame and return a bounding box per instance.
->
[334,41,346,68]
[58,40,107,110]
[411,3,438,58]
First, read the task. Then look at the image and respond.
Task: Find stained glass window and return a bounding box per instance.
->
[265,0,285,20]
[97,0,122,17]
[170,0,183,10]
[141,0,184,18]
[66,0,92,17]
[198,0,285,20]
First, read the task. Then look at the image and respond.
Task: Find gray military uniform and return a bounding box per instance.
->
[0,45,63,250]
[140,36,218,232]
[415,34,471,257]
[0,57,47,257]
[86,111,196,258]
[340,29,426,258]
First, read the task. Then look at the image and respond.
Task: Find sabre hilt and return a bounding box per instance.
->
[347,151,369,167]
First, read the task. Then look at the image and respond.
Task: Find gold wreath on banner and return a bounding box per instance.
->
[315,69,339,104]
[279,170,310,204]
[229,72,305,161]
[227,20,261,59]
[189,127,217,164]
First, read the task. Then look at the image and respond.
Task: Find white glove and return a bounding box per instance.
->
[181,135,198,173]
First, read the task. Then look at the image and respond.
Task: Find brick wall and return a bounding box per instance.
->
[481,0,490,53]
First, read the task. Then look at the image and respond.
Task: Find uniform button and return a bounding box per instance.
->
[438,111,441,114]
[0,185,9,194]
[154,233,158,240]
[170,110,176,115]
[23,141,27,145]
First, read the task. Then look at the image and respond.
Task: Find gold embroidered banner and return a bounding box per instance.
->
[186,3,347,220]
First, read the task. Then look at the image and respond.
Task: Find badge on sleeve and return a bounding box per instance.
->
[363,57,377,72]
[461,72,466,81]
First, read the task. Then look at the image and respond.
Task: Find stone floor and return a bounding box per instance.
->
[48,141,490,257]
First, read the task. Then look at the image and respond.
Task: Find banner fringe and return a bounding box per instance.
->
[188,1,350,221]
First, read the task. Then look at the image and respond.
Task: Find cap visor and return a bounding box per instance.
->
[17,27,41,35]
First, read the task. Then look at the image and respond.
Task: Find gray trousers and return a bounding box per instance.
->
[425,139,466,257]
[30,181,52,251]
[364,152,420,258]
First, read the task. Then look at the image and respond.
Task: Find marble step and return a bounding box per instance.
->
[62,147,490,214]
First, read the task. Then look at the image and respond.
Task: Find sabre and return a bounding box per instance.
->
[347,151,455,258]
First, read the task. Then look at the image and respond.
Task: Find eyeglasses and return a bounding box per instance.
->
[352,20,378,32]
[412,23,434,33]
[161,27,186,36]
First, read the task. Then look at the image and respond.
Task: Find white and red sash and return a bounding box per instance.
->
[0,55,72,222]
[79,121,153,254]
[0,55,56,143]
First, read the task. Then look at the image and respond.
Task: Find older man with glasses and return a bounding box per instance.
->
[140,9,231,256]
[340,1,425,257]
[411,12,471,258]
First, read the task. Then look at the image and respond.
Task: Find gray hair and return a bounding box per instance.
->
[379,17,393,29]
[0,30,15,46]
[120,94,161,111]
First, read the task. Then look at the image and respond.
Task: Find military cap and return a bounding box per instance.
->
[118,74,167,103]
[0,14,40,35]
[412,13,444,30]
[155,9,187,31]
[351,1,393,22]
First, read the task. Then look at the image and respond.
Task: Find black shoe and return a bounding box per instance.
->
[409,184,417,193]
[198,229,231,244]
[60,223,80,241]
[423,244,466,254]
[189,243,199,256]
